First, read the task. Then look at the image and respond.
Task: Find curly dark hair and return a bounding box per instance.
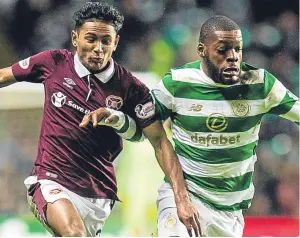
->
[199,15,240,43]
[72,2,124,33]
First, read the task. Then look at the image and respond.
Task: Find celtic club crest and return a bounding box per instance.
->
[231,100,250,117]
[105,95,123,110]
[164,215,177,228]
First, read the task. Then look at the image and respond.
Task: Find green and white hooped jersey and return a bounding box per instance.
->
[152,60,299,211]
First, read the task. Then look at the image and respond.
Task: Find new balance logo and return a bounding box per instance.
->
[188,104,203,112]
[63,78,76,89]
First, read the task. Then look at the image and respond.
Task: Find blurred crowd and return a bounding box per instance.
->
[0,0,298,222]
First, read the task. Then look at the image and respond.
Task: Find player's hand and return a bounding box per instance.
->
[79,108,118,128]
[176,200,202,237]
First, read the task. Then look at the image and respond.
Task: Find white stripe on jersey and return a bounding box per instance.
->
[174,98,267,117]
[117,116,137,139]
[152,81,174,110]
[280,100,300,123]
[186,179,255,206]
[265,79,287,109]
[178,154,257,178]
[172,123,260,149]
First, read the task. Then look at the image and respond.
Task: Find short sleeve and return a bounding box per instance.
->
[151,73,174,121]
[127,77,158,129]
[264,70,299,124]
[11,50,57,83]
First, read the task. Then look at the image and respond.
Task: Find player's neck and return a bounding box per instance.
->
[201,62,215,82]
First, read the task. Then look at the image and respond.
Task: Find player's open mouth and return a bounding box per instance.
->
[90,57,104,63]
[223,67,239,78]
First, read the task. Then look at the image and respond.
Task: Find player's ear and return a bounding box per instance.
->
[71,30,78,48]
[113,35,120,52]
[197,42,205,57]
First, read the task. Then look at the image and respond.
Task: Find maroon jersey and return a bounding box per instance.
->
[12,50,156,200]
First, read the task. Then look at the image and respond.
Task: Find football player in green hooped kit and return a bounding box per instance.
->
[152,15,299,237]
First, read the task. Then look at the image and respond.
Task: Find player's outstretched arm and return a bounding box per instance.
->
[79,108,144,142]
[0,67,17,88]
[143,120,202,237]
[264,72,300,125]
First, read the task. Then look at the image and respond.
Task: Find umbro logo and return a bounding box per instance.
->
[63,78,76,89]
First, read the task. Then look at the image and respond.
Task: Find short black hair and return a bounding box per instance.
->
[199,15,240,43]
[72,2,124,33]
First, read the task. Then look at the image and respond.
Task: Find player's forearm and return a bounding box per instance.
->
[143,121,190,202]
[80,108,144,141]
[0,67,17,88]
[155,139,190,203]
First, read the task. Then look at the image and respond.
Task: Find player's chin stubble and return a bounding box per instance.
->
[203,55,222,83]
[203,56,241,85]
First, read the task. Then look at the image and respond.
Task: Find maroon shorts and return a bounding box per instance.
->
[27,182,55,235]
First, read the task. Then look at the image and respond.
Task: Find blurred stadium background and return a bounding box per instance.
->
[0,0,299,236]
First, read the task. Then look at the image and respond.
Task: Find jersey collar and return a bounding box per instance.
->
[74,53,115,83]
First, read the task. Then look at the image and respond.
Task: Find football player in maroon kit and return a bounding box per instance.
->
[0,2,200,237]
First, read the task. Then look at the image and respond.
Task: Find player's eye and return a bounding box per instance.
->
[234,45,243,52]
[102,38,112,45]
[86,37,96,43]
[217,49,226,54]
